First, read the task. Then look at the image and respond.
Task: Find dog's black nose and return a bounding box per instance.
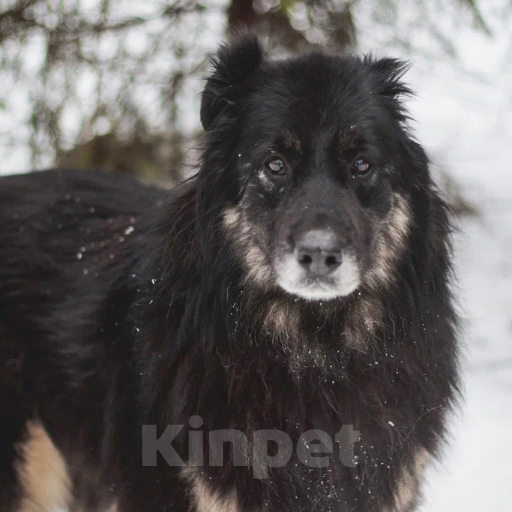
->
[295,230,342,276]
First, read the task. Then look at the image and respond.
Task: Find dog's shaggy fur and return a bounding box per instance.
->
[0,35,458,512]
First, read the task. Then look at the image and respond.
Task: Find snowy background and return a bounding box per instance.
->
[356,3,512,510]
[1,0,511,510]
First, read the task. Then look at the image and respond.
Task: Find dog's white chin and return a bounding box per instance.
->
[275,252,361,301]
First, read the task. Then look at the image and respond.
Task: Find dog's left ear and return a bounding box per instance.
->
[366,57,413,122]
[201,34,264,131]
[367,57,412,98]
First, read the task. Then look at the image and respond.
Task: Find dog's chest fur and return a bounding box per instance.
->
[142,325,445,512]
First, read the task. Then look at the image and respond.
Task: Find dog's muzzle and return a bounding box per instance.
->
[294,230,343,277]
[275,228,361,300]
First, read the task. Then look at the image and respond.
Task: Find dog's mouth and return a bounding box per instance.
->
[274,251,361,301]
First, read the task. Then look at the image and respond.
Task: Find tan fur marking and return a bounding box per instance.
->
[367,193,412,289]
[261,298,301,342]
[16,421,71,512]
[390,448,431,512]
[245,244,273,285]
[223,207,304,345]
[182,468,240,512]
[223,206,242,230]
[345,293,384,351]
[222,206,273,288]
[339,125,361,151]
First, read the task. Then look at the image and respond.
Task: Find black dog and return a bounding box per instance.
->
[0,35,458,512]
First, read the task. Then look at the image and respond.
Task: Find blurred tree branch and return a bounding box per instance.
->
[0,0,494,184]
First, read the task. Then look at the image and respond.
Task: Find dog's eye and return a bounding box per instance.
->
[265,157,287,176]
[352,158,372,175]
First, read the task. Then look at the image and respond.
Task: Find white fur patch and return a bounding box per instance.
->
[16,421,71,512]
[275,251,360,300]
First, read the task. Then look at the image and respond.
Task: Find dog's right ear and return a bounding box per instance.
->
[200,34,264,131]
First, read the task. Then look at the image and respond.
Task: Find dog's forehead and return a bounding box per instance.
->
[257,123,367,158]
[251,65,379,149]
[264,57,371,103]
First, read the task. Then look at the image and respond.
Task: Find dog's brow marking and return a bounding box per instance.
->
[281,131,302,152]
[16,421,72,512]
[182,468,240,512]
[339,127,361,151]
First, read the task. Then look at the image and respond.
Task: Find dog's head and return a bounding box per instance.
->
[200,35,426,301]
